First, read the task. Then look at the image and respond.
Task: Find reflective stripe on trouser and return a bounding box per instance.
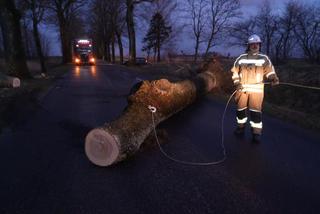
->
[236,108,247,128]
[241,84,264,93]
[250,110,262,134]
[235,91,264,134]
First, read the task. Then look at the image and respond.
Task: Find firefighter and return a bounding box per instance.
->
[231,34,279,143]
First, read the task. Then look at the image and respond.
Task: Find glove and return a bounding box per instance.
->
[269,75,279,86]
[234,82,243,91]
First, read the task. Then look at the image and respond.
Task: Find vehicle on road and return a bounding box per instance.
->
[136,57,148,65]
[72,39,95,65]
[123,57,148,65]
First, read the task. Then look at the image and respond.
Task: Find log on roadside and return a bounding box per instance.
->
[85,60,228,167]
[0,73,20,88]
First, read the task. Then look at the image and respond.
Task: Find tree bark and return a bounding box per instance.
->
[0,0,31,78]
[115,29,123,64]
[126,0,136,64]
[85,61,226,167]
[105,40,111,62]
[32,16,47,74]
[111,32,115,64]
[22,17,31,58]
[58,16,72,63]
[194,35,200,62]
[153,47,156,62]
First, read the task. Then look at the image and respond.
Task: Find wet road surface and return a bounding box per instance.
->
[0,64,320,214]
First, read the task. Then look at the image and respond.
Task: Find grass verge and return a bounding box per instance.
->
[0,64,70,132]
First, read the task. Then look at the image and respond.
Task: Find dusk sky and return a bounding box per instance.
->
[44,0,320,57]
[176,0,320,56]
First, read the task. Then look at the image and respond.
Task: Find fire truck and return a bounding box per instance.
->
[72,39,95,65]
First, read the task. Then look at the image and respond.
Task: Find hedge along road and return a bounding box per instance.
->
[0,63,319,214]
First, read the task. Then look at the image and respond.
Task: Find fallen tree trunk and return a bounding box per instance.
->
[0,73,20,88]
[85,61,227,166]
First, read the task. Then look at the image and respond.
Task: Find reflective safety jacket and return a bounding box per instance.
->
[231,53,276,93]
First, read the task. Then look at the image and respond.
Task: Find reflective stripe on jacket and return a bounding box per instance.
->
[231,53,275,93]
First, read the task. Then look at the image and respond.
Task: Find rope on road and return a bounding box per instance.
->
[148,90,237,166]
[148,80,320,166]
[258,81,320,90]
[279,82,320,90]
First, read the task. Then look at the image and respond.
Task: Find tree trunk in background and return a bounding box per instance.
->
[56,8,72,64]
[115,29,123,64]
[194,36,200,62]
[282,34,289,60]
[153,48,156,62]
[99,38,105,60]
[85,60,229,167]
[111,33,115,63]
[59,20,71,63]
[105,41,111,62]
[126,0,136,64]
[204,37,212,59]
[0,0,31,78]
[22,18,31,58]
[32,16,47,74]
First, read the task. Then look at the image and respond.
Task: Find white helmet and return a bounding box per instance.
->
[248,34,262,44]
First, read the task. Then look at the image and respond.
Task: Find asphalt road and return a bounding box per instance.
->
[0,64,319,214]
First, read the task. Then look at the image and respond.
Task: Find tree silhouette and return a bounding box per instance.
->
[142,12,171,62]
[20,0,48,74]
[126,0,153,64]
[0,0,31,78]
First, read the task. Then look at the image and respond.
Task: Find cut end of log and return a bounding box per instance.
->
[85,129,120,167]
[12,78,20,88]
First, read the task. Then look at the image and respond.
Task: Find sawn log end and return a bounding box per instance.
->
[85,128,120,167]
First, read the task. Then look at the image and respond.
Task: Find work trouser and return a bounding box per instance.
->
[235,91,264,135]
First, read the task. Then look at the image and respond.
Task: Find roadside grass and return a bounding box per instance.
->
[264,60,320,130]
[128,59,320,131]
[0,58,70,131]
[216,58,320,131]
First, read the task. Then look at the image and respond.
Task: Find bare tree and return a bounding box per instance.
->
[21,15,33,58]
[47,0,86,63]
[203,0,240,58]
[40,32,51,57]
[278,1,300,61]
[126,0,153,64]
[20,0,48,74]
[115,20,126,64]
[89,0,126,63]
[229,1,297,62]
[0,0,31,78]
[228,17,257,48]
[109,0,126,64]
[89,0,110,61]
[256,0,278,56]
[112,1,126,64]
[293,3,320,63]
[185,0,207,62]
